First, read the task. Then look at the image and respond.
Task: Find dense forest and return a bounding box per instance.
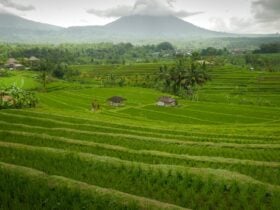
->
[0,37,280,65]
[0,42,176,65]
[1,41,279,73]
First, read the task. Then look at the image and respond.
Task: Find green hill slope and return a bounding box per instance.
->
[0,65,280,209]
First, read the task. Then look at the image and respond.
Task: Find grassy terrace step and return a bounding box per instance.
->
[159,106,273,122]
[1,109,279,141]
[186,102,280,118]
[1,130,280,185]
[0,111,278,145]
[0,121,279,150]
[117,107,221,124]
[35,86,280,122]
[0,142,279,210]
[1,129,278,167]
[38,90,280,124]
[127,106,273,124]
[1,122,280,163]
[0,162,187,210]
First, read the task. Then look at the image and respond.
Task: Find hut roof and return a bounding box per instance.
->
[158,96,177,104]
[107,96,126,103]
[29,56,40,61]
[2,95,14,102]
[6,58,18,65]
[197,60,212,65]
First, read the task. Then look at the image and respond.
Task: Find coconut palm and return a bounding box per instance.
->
[156,58,210,97]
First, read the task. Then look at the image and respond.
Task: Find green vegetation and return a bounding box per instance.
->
[254,42,280,54]
[156,59,210,97]
[0,71,39,90]
[0,42,279,209]
[244,54,280,72]
[0,162,182,210]
[0,42,175,65]
[0,86,38,109]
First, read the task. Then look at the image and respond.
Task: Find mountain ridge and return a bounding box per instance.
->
[0,12,277,43]
[104,15,225,37]
[0,13,62,31]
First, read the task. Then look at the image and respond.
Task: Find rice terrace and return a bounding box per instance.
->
[0,0,280,210]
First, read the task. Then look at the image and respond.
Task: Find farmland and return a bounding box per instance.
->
[0,61,280,209]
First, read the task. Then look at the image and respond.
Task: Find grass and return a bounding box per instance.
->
[0,64,280,209]
[0,71,40,90]
[0,142,279,210]
[0,162,186,210]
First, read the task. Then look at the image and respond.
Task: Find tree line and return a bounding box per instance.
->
[254,43,280,54]
[0,42,176,65]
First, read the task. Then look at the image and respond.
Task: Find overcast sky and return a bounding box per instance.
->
[0,0,279,33]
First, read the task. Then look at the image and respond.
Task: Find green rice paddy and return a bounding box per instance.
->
[0,63,279,209]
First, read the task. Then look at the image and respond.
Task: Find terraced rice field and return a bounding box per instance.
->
[0,71,39,90]
[200,64,280,106]
[0,66,280,209]
[70,63,162,76]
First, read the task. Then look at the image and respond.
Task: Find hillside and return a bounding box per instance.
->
[0,13,62,42]
[0,13,276,44]
[104,15,227,38]
[0,13,62,31]
[0,62,280,209]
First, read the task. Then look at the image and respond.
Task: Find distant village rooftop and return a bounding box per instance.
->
[29,56,40,61]
[197,60,213,65]
[6,58,18,65]
[4,58,24,70]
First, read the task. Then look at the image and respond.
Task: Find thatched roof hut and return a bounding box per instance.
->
[6,58,18,65]
[107,96,126,107]
[29,56,40,62]
[5,58,24,69]
[157,96,177,107]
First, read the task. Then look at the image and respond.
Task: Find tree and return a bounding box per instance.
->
[254,43,280,54]
[191,52,200,60]
[52,63,69,79]
[156,42,174,51]
[201,47,228,56]
[37,61,52,91]
[156,58,210,97]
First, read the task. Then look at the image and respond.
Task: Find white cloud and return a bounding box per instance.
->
[228,17,255,33]
[251,0,280,31]
[209,17,257,33]
[88,5,132,18]
[87,0,202,18]
[252,0,280,22]
[0,0,35,11]
[208,0,280,33]
[209,17,229,32]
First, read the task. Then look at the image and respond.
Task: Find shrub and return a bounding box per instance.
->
[0,86,38,109]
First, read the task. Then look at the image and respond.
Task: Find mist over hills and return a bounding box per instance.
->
[0,13,61,31]
[0,12,278,44]
[103,15,226,37]
[0,13,62,43]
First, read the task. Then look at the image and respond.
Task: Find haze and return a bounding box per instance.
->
[0,0,279,34]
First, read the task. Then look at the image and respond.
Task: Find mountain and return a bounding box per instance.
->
[103,15,226,38]
[0,13,62,31]
[61,15,233,43]
[0,13,62,43]
[0,12,277,44]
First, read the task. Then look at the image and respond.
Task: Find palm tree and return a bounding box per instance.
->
[156,58,210,96]
[37,61,51,91]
